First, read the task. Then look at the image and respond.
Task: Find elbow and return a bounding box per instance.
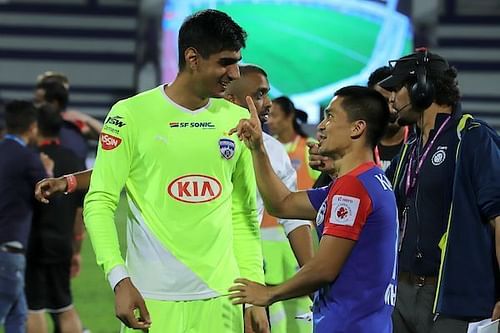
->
[312,261,339,283]
[264,204,288,219]
[302,263,337,286]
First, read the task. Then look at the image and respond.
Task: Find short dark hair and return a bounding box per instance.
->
[36,81,69,111]
[272,96,309,138]
[239,64,268,78]
[334,86,390,148]
[37,104,63,137]
[367,66,392,88]
[178,9,247,70]
[4,100,37,134]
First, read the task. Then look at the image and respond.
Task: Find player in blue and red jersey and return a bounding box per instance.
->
[229,86,398,333]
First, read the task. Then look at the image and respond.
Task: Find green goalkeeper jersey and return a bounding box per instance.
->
[84,85,264,300]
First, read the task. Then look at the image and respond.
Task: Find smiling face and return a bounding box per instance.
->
[194,49,242,98]
[317,96,353,157]
[228,71,272,122]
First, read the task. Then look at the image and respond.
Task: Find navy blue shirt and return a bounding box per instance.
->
[0,137,47,248]
[396,113,459,276]
[60,121,88,166]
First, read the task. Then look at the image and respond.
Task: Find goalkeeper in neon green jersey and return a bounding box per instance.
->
[83,9,268,333]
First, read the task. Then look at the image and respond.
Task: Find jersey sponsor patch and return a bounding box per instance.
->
[103,116,126,134]
[219,138,235,160]
[169,121,215,129]
[100,133,122,150]
[105,115,126,128]
[167,174,222,203]
[329,195,360,226]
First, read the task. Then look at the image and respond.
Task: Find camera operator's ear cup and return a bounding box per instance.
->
[411,49,435,111]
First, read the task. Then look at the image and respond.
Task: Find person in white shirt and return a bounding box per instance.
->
[225,64,313,333]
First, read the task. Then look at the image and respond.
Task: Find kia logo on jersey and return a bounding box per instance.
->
[100,133,122,150]
[167,174,222,203]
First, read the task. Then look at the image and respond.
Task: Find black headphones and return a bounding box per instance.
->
[410,48,435,111]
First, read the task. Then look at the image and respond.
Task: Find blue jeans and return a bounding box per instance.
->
[0,251,27,333]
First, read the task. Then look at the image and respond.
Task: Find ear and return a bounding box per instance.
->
[350,120,367,140]
[184,47,199,71]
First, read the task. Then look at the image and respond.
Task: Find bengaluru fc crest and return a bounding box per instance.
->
[219,138,235,160]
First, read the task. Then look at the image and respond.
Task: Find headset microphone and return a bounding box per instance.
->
[394,102,412,114]
[389,102,411,123]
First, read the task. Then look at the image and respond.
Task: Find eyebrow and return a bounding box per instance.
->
[219,56,242,65]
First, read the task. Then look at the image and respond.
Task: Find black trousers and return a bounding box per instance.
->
[392,278,469,333]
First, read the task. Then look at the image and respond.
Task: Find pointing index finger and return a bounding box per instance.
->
[245,96,260,122]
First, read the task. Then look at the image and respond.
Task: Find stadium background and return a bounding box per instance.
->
[0,0,499,332]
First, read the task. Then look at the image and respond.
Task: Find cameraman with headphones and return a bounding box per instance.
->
[382,49,500,333]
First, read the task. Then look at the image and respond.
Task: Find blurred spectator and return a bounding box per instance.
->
[36,71,102,140]
[268,96,320,189]
[0,101,50,333]
[35,81,88,166]
[25,104,85,333]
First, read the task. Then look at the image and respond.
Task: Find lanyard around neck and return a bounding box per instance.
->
[405,116,451,196]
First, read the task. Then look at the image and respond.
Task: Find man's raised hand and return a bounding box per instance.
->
[229,96,264,150]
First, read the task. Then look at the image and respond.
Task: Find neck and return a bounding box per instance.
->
[333,146,374,178]
[277,126,297,144]
[380,127,406,146]
[418,104,452,145]
[165,74,210,110]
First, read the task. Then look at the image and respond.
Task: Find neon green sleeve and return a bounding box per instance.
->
[231,144,265,284]
[83,101,135,278]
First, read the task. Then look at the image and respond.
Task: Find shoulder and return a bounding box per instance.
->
[461,118,499,151]
[334,174,366,192]
[263,133,288,158]
[210,98,249,120]
[112,86,163,117]
[307,185,331,211]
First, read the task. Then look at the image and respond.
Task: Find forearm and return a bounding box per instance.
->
[83,191,124,278]
[252,146,293,216]
[287,225,314,267]
[59,169,92,192]
[85,117,103,136]
[233,202,265,284]
[270,259,329,303]
[74,169,92,190]
[233,148,265,284]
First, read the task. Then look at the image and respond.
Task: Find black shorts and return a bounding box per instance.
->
[25,261,73,313]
